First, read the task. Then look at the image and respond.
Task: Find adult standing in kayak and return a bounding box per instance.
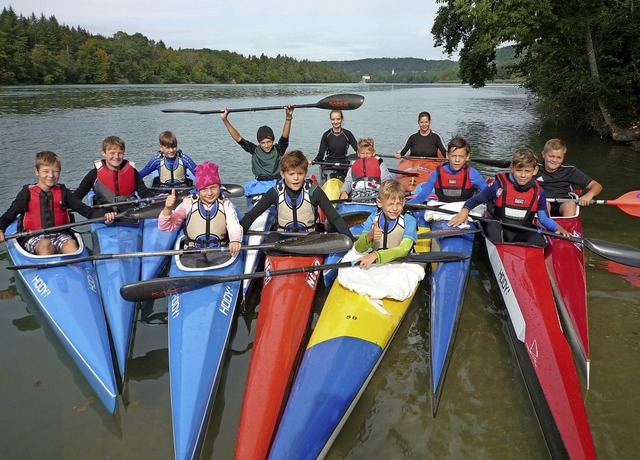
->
[311,109,358,180]
[220,105,294,181]
[394,111,447,158]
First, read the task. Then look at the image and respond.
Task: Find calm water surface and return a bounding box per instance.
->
[0,84,638,459]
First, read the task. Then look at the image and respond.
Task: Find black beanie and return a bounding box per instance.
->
[257,125,275,142]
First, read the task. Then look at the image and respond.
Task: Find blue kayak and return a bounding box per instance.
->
[5,221,118,412]
[168,236,244,460]
[428,219,477,416]
[241,179,276,299]
[91,221,142,387]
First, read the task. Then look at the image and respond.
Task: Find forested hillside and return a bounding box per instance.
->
[0,7,351,85]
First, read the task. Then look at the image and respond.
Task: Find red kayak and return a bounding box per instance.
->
[395,157,444,193]
[542,208,590,387]
[234,252,323,460]
[485,238,596,460]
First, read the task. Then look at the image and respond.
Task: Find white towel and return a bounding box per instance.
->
[423,200,486,225]
[337,249,426,303]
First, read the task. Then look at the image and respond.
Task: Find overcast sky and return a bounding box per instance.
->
[3,1,454,62]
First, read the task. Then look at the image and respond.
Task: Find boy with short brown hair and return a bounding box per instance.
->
[0,151,115,254]
[74,135,154,208]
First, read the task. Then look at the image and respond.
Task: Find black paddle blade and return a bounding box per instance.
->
[585,238,640,268]
[341,211,373,226]
[316,93,364,110]
[120,278,198,302]
[405,252,469,263]
[275,233,353,255]
[123,201,166,219]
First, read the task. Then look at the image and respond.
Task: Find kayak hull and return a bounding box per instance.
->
[269,275,420,460]
[168,237,244,460]
[234,253,323,460]
[6,221,118,412]
[485,238,596,460]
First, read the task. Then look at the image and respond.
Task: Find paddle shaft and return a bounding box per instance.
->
[7,242,279,270]
[408,203,640,267]
[548,190,640,217]
[9,233,354,270]
[162,93,364,115]
[119,252,468,301]
[4,213,121,241]
[378,154,511,168]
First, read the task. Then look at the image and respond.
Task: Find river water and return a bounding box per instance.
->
[0,84,638,459]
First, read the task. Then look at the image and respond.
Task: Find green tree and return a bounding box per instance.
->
[432,0,640,142]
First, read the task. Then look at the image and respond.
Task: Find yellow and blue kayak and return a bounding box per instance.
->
[268,268,421,459]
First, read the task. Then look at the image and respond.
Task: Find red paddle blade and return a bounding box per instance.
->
[607,190,640,217]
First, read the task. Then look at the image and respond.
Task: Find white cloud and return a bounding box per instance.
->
[2,0,452,61]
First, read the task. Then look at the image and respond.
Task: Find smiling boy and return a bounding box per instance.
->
[0,151,116,254]
[239,150,353,239]
[74,135,154,208]
[354,179,418,268]
[449,147,571,247]
[536,138,603,216]
[408,136,488,204]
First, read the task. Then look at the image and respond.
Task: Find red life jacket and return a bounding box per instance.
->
[350,157,382,183]
[493,172,540,224]
[435,164,474,202]
[22,185,71,231]
[93,159,137,204]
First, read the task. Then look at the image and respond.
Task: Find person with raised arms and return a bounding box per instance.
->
[393,111,447,158]
[220,105,294,181]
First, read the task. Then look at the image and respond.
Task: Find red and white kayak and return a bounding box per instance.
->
[395,157,444,193]
[234,252,323,460]
[485,238,596,459]
[541,208,590,387]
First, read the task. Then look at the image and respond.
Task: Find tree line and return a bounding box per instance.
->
[0,7,352,85]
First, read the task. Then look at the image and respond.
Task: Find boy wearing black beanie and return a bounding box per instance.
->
[221,105,294,181]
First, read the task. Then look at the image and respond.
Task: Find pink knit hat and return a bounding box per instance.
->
[195,161,221,191]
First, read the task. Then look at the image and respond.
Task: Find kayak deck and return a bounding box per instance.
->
[485,238,596,459]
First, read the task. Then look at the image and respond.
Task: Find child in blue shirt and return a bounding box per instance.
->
[408,136,487,204]
[138,131,197,188]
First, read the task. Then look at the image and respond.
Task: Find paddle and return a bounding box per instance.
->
[548,190,640,217]
[247,227,481,239]
[120,251,469,302]
[389,168,420,177]
[406,203,640,268]
[147,183,244,197]
[161,93,365,115]
[378,154,511,168]
[340,211,373,226]
[8,233,353,271]
[3,202,166,242]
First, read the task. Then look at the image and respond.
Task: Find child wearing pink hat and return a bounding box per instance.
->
[159,161,243,255]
